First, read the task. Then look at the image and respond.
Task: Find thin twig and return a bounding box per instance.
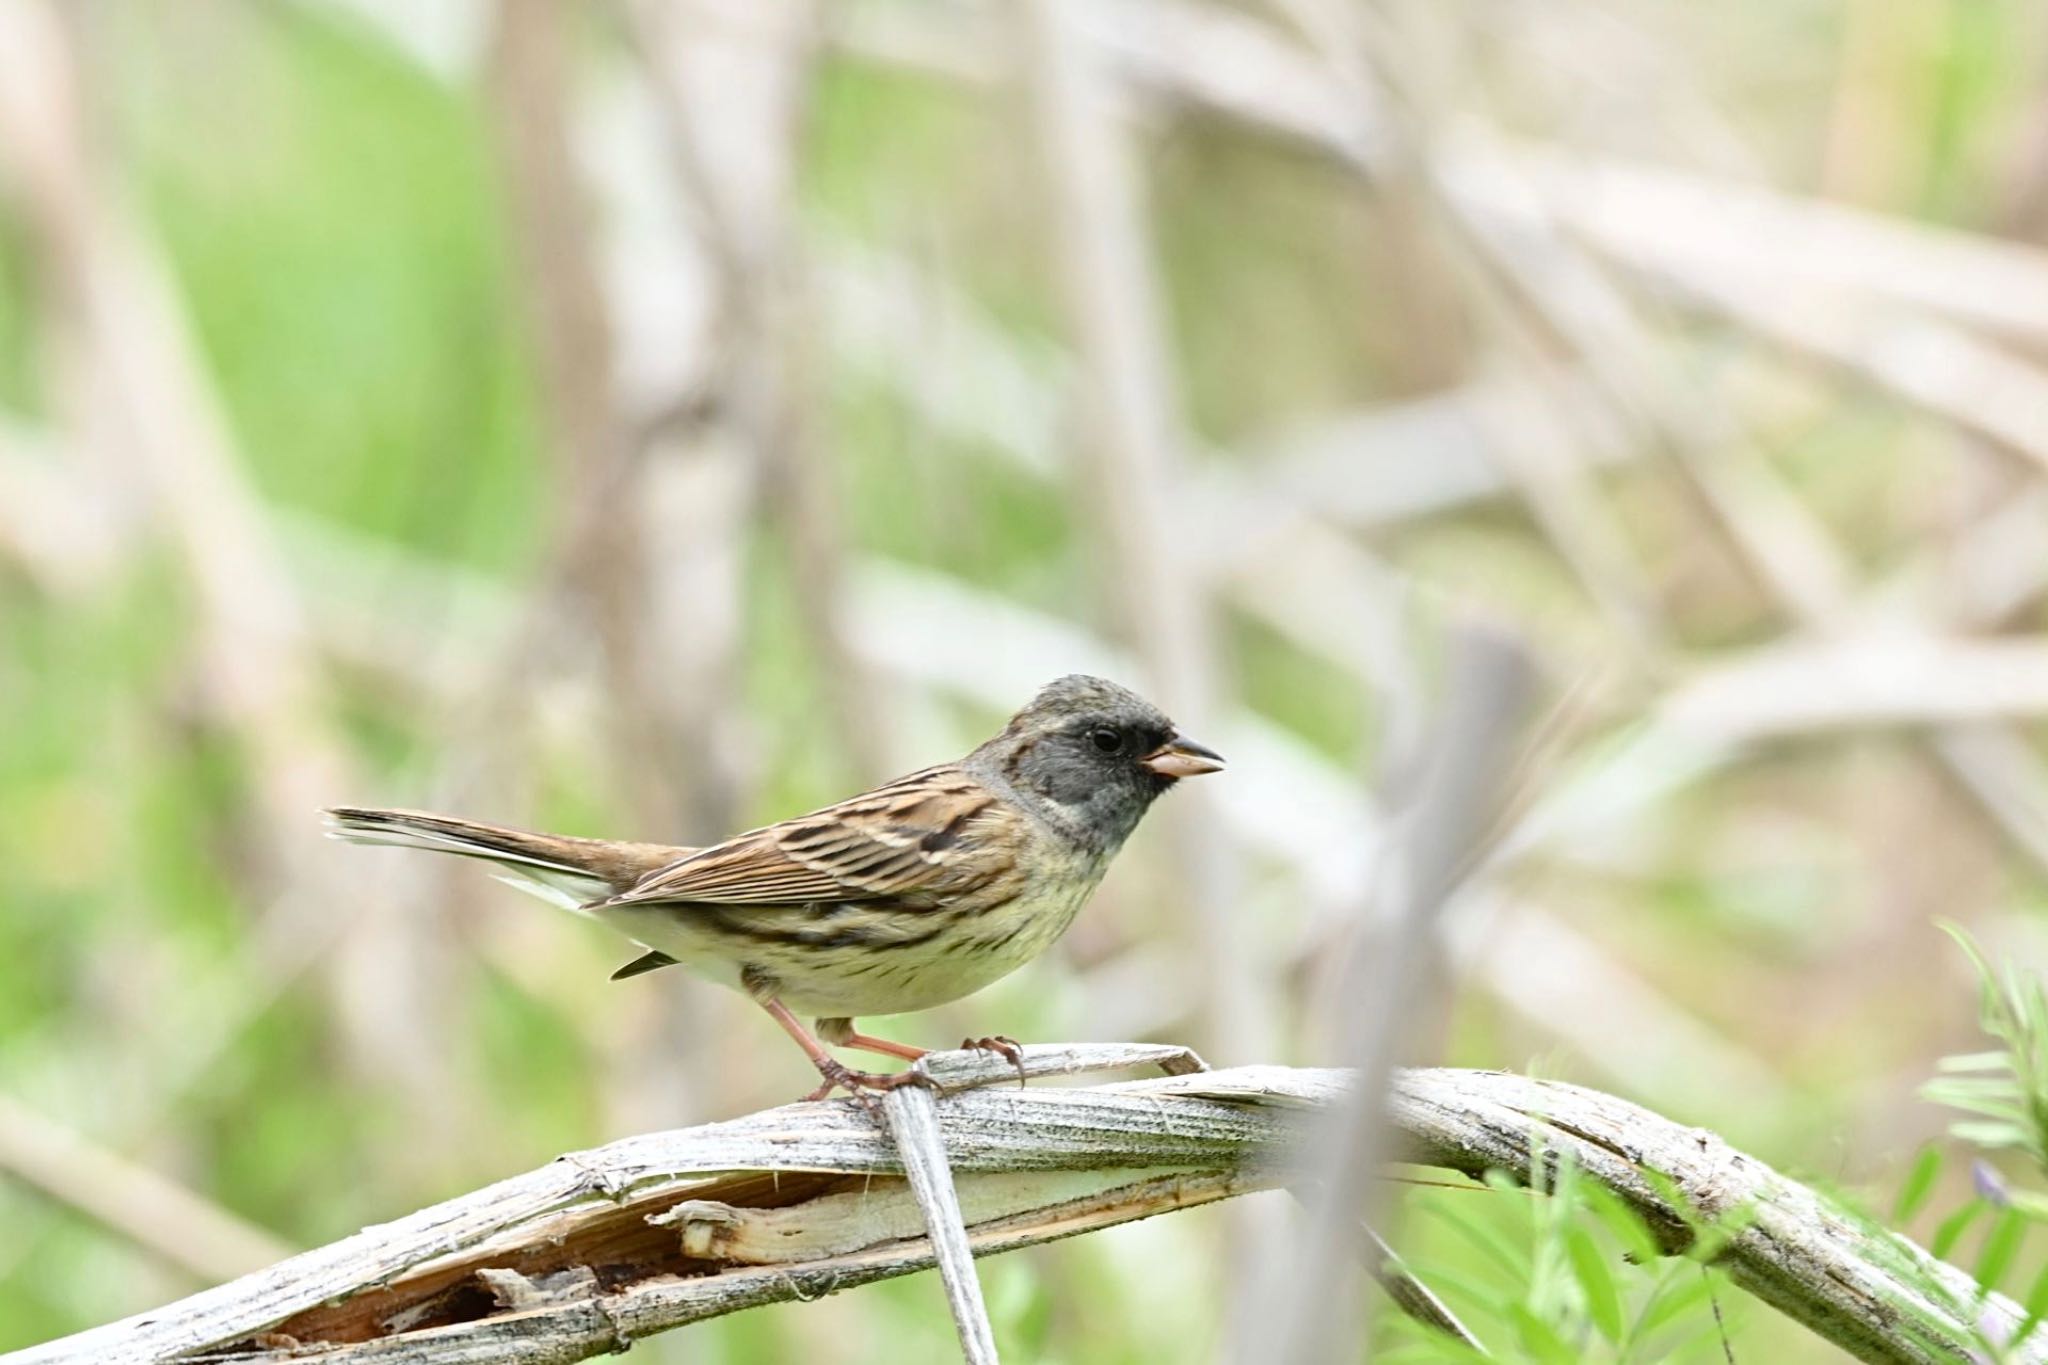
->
[1361,1223,1490,1353]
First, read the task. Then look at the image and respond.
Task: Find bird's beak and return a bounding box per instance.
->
[1139,733,1226,778]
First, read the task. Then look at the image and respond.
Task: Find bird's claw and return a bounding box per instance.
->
[961,1034,1028,1087]
[802,1058,939,1111]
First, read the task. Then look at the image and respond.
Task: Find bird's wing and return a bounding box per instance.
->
[597,766,1019,909]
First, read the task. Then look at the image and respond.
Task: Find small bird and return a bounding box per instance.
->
[327,675,1223,1100]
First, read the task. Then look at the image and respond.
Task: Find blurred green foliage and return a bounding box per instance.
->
[6,1,2048,1360]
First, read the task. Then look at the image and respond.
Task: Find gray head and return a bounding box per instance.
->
[968,675,1224,854]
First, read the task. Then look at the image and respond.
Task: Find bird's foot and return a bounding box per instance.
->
[802,1057,938,1109]
[961,1034,1028,1087]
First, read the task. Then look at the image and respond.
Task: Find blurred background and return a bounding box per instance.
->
[5,0,2048,1359]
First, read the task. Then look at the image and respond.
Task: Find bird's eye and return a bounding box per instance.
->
[1089,727,1124,755]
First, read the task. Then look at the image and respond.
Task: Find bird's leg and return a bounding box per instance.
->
[820,1017,1027,1089]
[757,999,935,1103]
[961,1034,1029,1087]
[816,1017,930,1063]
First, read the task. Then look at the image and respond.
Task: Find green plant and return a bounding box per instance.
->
[1923,922,2048,1171]
[1380,1149,1744,1363]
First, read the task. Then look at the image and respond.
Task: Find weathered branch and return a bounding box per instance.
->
[7,1048,2035,1365]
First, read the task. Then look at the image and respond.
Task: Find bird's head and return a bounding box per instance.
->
[974,674,1225,852]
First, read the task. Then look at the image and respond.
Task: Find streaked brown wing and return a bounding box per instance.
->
[598,766,1015,908]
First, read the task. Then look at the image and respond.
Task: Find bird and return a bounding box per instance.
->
[326,674,1224,1101]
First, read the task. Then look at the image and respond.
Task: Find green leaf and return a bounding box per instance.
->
[1507,1305,1580,1365]
[1582,1183,1662,1266]
[1374,1340,1493,1365]
[1482,1167,1527,1199]
[1419,1201,1528,1285]
[1922,1078,2025,1107]
[2020,1256,2048,1335]
[1933,1198,1987,1259]
[1976,1205,2027,1294]
[1950,1121,2031,1148]
[1938,920,1996,986]
[1637,1168,1704,1237]
[1892,1144,1943,1224]
[1650,1271,1746,1365]
[1632,1263,1714,1340]
[1566,1226,1625,1343]
[1549,1150,1582,1210]
[1397,1260,1508,1331]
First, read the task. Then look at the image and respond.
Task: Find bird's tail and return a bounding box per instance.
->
[324,806,687,910]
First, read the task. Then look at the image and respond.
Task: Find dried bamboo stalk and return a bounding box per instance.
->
[0,1096,291,1287]
[883,1084,1000,1364]
[10,1049,2039,1365]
